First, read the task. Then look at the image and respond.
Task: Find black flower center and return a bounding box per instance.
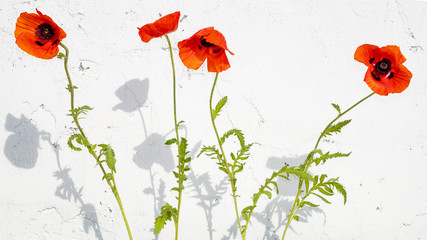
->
[374,58,392,75]
[371,58,394,81]
[35,23,55,40]
[200,37,216,48]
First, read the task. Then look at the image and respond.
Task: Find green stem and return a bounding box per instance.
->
[165,35,182,240]
[209,73,244,238]
[59,42,133,240]
[281,92,375,240]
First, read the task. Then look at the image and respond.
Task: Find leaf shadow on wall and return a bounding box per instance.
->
[4,114,40,168]
[260,155,324,239]
[220,155,322,240]
[113,78,174,238]
[187,141,231,240]
[42,133,104,240]
[4,113,103,239]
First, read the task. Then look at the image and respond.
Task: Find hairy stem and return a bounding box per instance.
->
[165,35,182,240]
[282,92,375,240]
[209,72,244,238]
[59,42,133,240]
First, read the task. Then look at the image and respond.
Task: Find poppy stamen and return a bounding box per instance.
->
[35,23,55,40]
[374,58,392,75]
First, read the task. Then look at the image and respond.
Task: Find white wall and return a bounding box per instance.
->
[1,0,427,239]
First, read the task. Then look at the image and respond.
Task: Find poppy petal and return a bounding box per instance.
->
[387,64,412,94]
[379,45,407,65]
[363,69,389,96]
[15,9,66,59]
[354,44,379,66]
[16,32,59,59]
[178,37,209,70]
[15,12,44,38]
[207,48,231,72]
[202,28,234,55]
[138,11,180,43]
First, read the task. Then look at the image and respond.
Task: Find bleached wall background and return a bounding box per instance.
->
[1,0,427,239]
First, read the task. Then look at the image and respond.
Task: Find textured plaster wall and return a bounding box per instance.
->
[1,0,427,239]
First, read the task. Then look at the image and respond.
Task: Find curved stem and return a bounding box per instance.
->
[209,73,244,238]
[165,35,182,240]
[281,92,375,240]
[59,42,133,240]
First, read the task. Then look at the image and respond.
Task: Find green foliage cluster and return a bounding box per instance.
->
[66,106,117,185]
[154,122,192,234]
[199,97,255,193]
[282,103,353,238]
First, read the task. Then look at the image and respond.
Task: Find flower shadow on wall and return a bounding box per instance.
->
[4,113,40,168]
[4,113,103,239]
[112,78,174,172]
[112,78,174,236]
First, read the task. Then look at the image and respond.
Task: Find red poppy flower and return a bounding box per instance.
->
[15,9,66,59]
[138,11,180,43]
[178,27,234,73]
[354,44,412,96]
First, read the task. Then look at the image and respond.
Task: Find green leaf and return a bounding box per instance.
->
[154,203,177,234]
[165,138,177,145]
[57,52,65,59]
[332,181,347,204]
[241,206,254,221]
[67,134,83,151]
[262,190,272,199]
[324,119,352,136]
[300,201,320,208]
[293,215,299,221]
[105,145,116,173]
[313,151,351,165]
[177,120,185,126]
[154,216,167,234]
[331,103,341,114]
[212,96,228,120]
[102,173,113,181]
[312,192,332,204]
[221,129,245,148]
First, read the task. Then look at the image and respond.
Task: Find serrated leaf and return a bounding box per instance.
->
[332,181,347,204]
[300,201,319,208]
[314,151,351,165]
[105,145,116,173]
[241,206,254,221]
[154,216,167,234]
[212,96,228,120]
[281,167,314,181]
[67,134,83,151]
[324,119,352,136]
[154,203,177,234]
[221,129,245,148]
[312,192,332,204]
[165,138,177,145]
[262,190,272,199]
[331,103,341,114]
